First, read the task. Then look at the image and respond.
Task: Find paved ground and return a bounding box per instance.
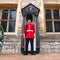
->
[0,54,60,60]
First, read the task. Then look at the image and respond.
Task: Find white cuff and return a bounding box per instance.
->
[23,33,25,36]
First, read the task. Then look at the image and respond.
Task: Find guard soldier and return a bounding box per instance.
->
[23,19,35,55]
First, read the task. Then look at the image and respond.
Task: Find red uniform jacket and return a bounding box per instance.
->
[23,23,35,38]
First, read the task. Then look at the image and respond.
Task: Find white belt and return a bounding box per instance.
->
[26,30,33,32]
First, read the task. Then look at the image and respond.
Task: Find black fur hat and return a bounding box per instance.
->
[26,14,33,22]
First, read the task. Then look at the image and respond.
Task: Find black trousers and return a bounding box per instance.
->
[25,38,34,54]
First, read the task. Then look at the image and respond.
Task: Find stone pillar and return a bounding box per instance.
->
[15,0,23,53]
[38,0,45,36]
[16,0,23,36]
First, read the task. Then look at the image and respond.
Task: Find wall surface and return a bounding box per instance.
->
[0,0,60,54]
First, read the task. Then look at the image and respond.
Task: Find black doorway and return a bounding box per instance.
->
[21,3,40,54]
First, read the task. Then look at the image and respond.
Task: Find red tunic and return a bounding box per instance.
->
[23,23,35,38]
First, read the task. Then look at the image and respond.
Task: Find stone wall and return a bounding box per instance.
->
[1,35,21,54]
[1,34,60,54]
[40,34,60,53]
[40,41,60,53]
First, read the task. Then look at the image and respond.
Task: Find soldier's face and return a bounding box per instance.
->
[27,20,31,23]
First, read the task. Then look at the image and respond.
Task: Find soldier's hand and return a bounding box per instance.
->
[34,34,36,37]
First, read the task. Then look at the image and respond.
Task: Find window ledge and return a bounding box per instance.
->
[46,32,60,35]
[4,32,17,35]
